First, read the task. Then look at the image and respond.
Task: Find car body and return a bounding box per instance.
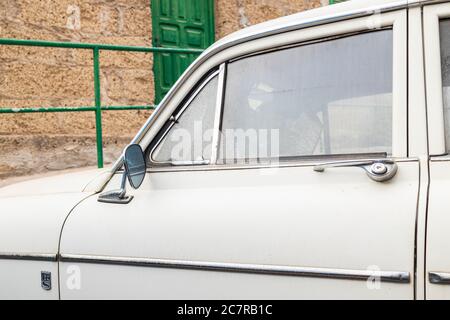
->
[3,0,450,299]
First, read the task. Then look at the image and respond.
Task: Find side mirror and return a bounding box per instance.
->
[124,144,146,189]
[98,144,146,204]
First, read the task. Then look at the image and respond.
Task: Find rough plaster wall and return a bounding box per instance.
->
[215,0,323,38]
[0,0,324,179]
[0,0,153,137]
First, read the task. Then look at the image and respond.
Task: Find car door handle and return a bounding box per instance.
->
[313,159,398,182]
[429,272,450,284]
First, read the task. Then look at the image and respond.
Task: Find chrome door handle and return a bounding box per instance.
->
[313,159,398,182]
[429,272,450,284]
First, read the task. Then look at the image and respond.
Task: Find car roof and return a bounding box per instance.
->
[212,0,423,51]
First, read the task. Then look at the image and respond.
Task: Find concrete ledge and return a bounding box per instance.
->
[0,134,132,179]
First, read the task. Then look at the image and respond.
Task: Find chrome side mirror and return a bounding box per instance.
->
[98,144,146,204]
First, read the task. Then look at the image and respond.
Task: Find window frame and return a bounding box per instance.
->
[218,28,395,163]
[146,9,407,169]
[423,3,450,156]
[147,67,223,166]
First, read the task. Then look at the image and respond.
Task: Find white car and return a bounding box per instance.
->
[3,0,450,300]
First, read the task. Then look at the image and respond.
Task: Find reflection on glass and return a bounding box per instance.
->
[125,144,146,188]
[440,19,450,151]
[220,30,393,162]
[152,75,218,163]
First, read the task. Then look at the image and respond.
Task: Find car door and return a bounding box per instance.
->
[422,1,450,300]
[59,9,418,299]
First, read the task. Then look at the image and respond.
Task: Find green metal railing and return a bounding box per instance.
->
[0,38,204,168]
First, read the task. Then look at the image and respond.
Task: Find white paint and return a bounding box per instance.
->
[0,261,58,300]
[407,7,428,299]
[2,0,450,300]
[423,1,450,300]
[0,192,93,299]
[60,159,418,299]
[0,168,105,197]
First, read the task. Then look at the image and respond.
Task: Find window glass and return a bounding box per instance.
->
[440,19,450,151]
[219,30,393,162]
[152,75,218,163]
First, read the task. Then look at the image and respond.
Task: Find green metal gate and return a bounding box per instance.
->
[0,39,203,169]
[152,0,215,103]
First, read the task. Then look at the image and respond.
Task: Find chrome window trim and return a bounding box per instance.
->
[429,154,450,161]
[144,157,415,174]
[0,253,57,262]
[210,63,227,164]
[114,156,414,174]
[60,254,410,283]
[228,27,393,64]
[149,69,220,166]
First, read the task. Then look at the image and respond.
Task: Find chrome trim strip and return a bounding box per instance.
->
[0,253,57,262]
[430,154,450,161]
[60,254,410,283]
[429,272,450,284]
[111,0,413,173]
[146,157,416,173]
[210,63,226,164]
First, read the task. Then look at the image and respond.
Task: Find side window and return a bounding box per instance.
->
[219,30,393,163]
[151,73,218,164]
[440,19,450,151]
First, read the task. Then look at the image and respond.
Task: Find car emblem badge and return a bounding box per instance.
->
[41,271,52,290]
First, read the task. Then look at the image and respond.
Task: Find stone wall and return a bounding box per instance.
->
[216,0,325,37]
[0,0,154,138]
[0,0,324,179]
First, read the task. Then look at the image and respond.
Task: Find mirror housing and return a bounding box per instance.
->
[98,144,146,204]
